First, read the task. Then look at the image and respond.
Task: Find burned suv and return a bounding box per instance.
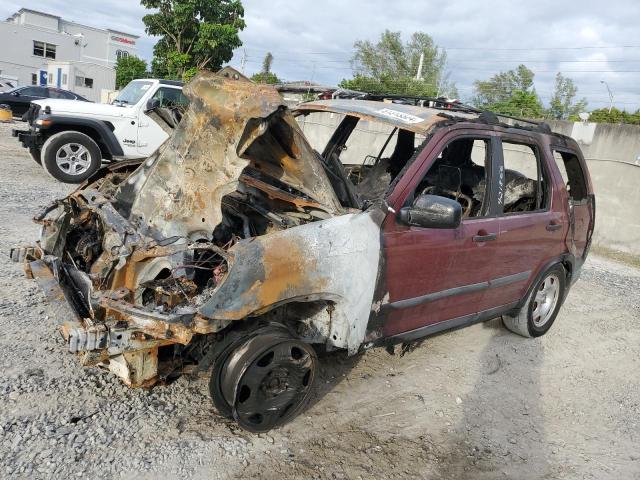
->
[11,70,595,432]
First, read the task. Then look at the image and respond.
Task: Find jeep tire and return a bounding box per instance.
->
[502,264,566,338]
[42,131,102,184]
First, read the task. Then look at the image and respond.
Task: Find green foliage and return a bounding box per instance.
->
[340,75,438,97]
[251,52,280,84]
[115,56,148,89]
[472,64,536,108]
[142,0,245,81]
[472,65,546,118]
[488,90,545,119]
[548,73,588,120]
[340,30,455,97]
[262,52,273,75]
[586,108,640,125]
[251,72,280,84]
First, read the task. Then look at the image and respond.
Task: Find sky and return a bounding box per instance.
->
[3,0,639,111]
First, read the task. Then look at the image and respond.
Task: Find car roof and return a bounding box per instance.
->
[297,99,479,135]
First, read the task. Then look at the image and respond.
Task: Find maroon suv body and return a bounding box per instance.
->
[13,71,595,432]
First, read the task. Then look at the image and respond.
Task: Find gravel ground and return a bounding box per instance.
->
[0,120,639,480]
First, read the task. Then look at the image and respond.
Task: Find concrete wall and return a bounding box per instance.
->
[296,111,640,256]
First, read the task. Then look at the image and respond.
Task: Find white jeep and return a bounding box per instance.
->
[13,79,188,183]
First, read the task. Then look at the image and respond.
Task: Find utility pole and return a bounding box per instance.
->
[416,52,424,80]
[240,49,247,74]
[601,80,614,113]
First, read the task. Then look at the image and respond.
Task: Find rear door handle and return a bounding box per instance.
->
[473,233,497,242]
[546,223,562,232]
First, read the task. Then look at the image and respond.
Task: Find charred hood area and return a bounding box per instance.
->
[33,71,378,387]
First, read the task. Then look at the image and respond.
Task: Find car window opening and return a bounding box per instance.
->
[552,150,588,203]
[338,119,420,204]
[501,141,549,214]
[410,138,490,219]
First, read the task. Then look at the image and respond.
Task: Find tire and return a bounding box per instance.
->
[29,147,41,165]
[502,264,566,338]
[41,131,102,184]
[209,325,318,432]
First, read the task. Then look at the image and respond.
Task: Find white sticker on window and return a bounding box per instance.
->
[377,108,423,124]
[140,84,150,91]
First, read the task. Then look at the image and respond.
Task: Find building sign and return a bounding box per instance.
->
[111,35,136,45]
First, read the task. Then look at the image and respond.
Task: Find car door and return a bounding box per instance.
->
[550,147,595,261]
[485,134,567,309]
[137,87,189,156]
[382,129,502,338]
[11,87,48,115]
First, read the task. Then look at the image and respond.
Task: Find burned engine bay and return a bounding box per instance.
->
[30,70,385,388]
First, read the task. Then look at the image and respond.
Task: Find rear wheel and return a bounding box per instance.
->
[41,131,102,183]
[209,326,318,432]
[503,264,566,338]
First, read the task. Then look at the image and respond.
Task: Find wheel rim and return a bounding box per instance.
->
[532,273,560,327]
[55,143,91,176]
[221,335,317,432]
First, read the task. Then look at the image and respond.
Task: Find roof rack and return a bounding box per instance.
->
[331,89,546,129]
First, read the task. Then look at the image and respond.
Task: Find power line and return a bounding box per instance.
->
[242,45,640,57]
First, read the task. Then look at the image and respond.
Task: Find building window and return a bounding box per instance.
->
[75,76,94,88]
[31,73,38,85]
[33,41,56,59]
[48,73,53,84]
[116,50,130,60]
[62,74,67,85]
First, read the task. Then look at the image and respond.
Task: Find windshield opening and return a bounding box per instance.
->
[113,81,153,105]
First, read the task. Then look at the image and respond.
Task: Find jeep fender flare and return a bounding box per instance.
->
[40,116,124,158]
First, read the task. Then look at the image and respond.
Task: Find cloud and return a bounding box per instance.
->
[2,0,638,110]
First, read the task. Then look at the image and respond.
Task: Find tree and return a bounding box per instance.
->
[251,52,281,84]
[548,73,588,119]
[339,30,455,97]
[585,108,640,125]
[142,0,245,81]
[490,90,545,118]
[115,56,148,89]
[472,64,536,107]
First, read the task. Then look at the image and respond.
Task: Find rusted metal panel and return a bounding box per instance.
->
[116,71,342,243]
[298,99,477,135]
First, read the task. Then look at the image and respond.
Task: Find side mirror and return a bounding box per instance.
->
[145,98,160,111]
[398,194,462,229]
[11,91,20,97]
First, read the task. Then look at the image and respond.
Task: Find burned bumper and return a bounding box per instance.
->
[10,237,203,388]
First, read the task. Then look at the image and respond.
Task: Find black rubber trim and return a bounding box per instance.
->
[386,301,520,344]
[38,115,124,156]
[158,79,184,86]
[382,271,531,311]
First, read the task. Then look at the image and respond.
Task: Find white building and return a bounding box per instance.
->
[0,8,139,102]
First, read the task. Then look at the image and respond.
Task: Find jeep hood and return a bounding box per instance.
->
[32,98,135,118]
[112,70,343,240]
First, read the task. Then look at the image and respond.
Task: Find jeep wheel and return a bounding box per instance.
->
[503,264,566,338]
[209,326,318,432]
[29,147,41,165]
[42,131,102,183]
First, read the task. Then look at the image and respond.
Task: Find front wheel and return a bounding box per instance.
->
[41,131,102,183]
[209,326,318,432]
[503,264,566,338]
